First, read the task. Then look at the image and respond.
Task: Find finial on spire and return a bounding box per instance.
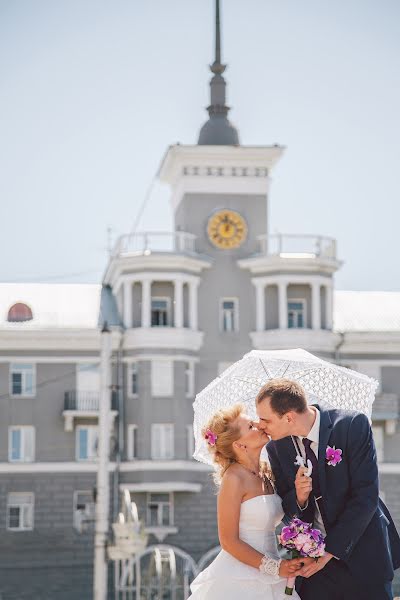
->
[197,0,239,145]
[211,0,225,74]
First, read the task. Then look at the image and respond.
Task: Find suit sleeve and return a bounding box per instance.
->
[267,442,315,523]
[324,413,379,561]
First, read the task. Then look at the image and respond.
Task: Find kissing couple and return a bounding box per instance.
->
[189,378,400,600]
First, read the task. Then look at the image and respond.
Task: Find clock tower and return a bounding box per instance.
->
[159,0,284,259]
[159,0,285,389]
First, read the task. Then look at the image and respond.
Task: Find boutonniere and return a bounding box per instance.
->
[326,446,343,466]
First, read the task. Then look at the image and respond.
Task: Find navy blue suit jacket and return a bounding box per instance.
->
[267,404,400,584]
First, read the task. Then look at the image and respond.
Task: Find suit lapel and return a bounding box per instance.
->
[276,436,298,475]
[317,405,333,498]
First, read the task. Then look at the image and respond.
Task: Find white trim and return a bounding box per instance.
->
[0,329,122,352]
[8,426,35,462]
[112,272,203,296]
[7,492,34,531]
[75,425,98,462]
[311,282,321,330]
[104,257,210,291]
[287,298,307,329]
[120,482,202,493]
[372,425,384,463]
[123,354,200,363]
[185,361,195,398]
[9,362,36,397]
[378,463,400,474]
[250,328,340,353]
[62,410,118,433]
[0,460,212,474]
[127,424,138,460]
[0,356,102,363]
[123,327,204,351]
[119,460,211,472]
[338,332,400,354]
[158,144,283,211]
[151,424,174,459]
[238,255,341,276]
[219,297,239,333]
[146,491,174,527]
[144,526,178,542]
[186,424,195,459]
[73,489,95,532]
[151,296,172,327]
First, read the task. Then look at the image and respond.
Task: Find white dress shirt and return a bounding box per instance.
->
[295,406,327,537]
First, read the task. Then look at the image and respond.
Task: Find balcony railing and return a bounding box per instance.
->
[111,231,197,257]
[257,234,337,260]
[64,390,118,412]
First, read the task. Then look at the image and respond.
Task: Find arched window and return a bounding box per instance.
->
[7,303,33,323]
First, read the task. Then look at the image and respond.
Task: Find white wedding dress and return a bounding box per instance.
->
[189,493,300,600]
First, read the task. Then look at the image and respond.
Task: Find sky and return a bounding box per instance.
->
[1,0,399,290]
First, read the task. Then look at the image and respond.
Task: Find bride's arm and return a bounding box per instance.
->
[217,472,301,580]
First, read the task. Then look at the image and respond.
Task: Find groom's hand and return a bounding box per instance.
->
[298,553,334,578]
[295,466,312,508]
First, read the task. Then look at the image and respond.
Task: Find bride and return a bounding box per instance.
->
[189,404,302,600]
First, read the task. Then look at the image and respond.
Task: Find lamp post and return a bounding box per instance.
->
[94,322,112,600]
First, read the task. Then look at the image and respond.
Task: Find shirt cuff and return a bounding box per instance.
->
[296,500,309,511]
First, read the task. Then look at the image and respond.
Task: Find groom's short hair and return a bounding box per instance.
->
[256,378,307,416]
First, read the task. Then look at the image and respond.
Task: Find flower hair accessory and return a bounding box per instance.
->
[205,429,218,446]
[326,445,343,466]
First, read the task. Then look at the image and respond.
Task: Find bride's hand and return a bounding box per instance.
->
[278,558,303,578]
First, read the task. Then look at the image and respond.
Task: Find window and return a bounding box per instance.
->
[187,425,194,459]
[151,360,173,397]
[8,426,35,462]
[127,424,138,460]
[146,493,173,527]
[151,297,170,327]
[288,300,306,329]
[128,362,138,396]
[372,425,384,463]
[76,426,98,461]
[185,362,194,397]
[7,492,34,531]
[73,490,95,532]
[10,363,35,396]
[220,298,238,332]
[7,303,33,322]
[151,424,174,459]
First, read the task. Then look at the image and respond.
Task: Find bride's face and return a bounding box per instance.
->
[234,414,269,451]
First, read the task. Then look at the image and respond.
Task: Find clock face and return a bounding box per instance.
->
[207,209,248,249]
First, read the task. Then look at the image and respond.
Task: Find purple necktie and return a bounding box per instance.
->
[303,438,321,499]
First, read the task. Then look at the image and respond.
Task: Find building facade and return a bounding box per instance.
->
[0,2,399,598]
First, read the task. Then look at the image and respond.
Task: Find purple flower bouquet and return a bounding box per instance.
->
[278,518,326,596]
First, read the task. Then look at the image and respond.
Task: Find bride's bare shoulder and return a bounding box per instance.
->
[220,464,246,490]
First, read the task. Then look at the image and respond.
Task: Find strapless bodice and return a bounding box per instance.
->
[239,493,284,554]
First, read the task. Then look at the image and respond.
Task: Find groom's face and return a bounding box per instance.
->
[256,397,293,441]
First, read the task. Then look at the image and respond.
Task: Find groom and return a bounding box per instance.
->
[255,378,400,600]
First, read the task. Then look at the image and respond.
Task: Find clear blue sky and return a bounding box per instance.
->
[1,0,399,290]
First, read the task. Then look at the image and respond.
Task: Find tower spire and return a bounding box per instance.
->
[197,0,240,146]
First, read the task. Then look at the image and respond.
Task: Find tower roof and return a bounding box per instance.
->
[198,0,240,146]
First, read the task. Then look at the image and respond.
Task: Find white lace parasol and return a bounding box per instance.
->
[193,348,378,466]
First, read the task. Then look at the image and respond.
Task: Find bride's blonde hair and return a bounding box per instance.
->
[202,404,245,483]
[202,404,274,486]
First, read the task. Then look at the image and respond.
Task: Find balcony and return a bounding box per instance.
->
[104,231,212,286]
[238,233,342,275]
[112,231,197,256]
[63,390,119,432]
